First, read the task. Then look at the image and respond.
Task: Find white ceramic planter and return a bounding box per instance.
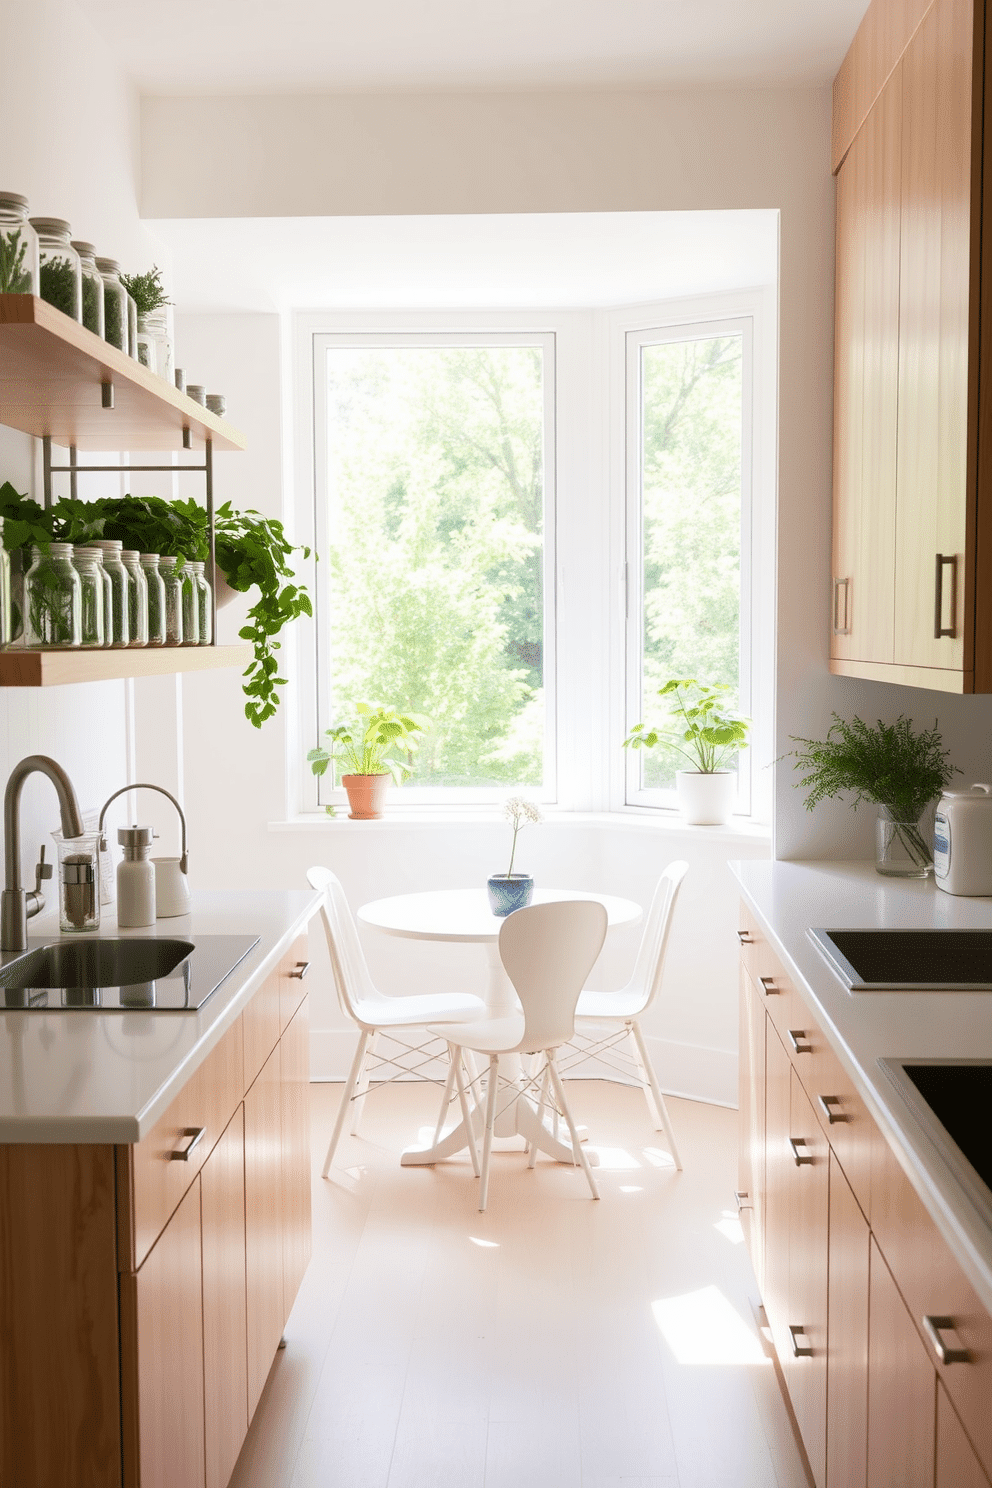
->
[675,770,737,825]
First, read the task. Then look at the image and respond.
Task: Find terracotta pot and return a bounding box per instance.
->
[342,773,390,820]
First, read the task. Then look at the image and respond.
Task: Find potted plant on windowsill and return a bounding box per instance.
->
[624,678,751,825]
[307,703,430,819]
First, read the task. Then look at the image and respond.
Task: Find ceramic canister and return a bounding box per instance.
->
[934,783,992,896]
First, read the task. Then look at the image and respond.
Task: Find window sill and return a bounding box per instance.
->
[268,808,771,847]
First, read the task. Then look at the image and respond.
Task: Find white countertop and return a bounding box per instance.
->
[0,889,322,1145]
[731,860,992,1314]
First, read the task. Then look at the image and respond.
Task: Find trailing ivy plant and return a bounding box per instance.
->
[119,264,170,316]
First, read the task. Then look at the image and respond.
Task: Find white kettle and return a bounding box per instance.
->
[934,783,992,896]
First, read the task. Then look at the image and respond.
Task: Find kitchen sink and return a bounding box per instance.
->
[0,933,260,1011]
[809,928,992,990]
[880,1060,992,1228]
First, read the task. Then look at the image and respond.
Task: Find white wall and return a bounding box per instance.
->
[0,0,172,890]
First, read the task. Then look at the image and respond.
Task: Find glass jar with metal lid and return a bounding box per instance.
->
[94,256,128,351]
[140,553,167,645]
[0,193,39,294]
[29,218,82,321]
[24,543,81,648]
[120,550,149,647]
[186,561,212,645]
[159,556,184,645]
[0,518,11,646]
[88,539,130,648]
[71,546,106,648]
[70,241,104,338]
[178,561,200,646]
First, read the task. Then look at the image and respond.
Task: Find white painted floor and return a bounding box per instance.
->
[229,1081,811,1488]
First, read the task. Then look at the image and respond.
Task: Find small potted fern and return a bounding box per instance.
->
[307,704,430,819]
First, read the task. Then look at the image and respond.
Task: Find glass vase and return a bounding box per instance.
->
[875,807,933,878]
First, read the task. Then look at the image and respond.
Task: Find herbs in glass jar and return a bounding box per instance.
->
[0,227,32,293]
[39,257,78,317]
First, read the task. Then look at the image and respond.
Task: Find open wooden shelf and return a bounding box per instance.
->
[0,644,252,687]
[0,295,246,452]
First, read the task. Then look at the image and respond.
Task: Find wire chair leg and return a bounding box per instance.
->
[527,1061,551,1169]
[547,1051,599,1201]
[479,1055,499,1212]
[351,1030,377,1135]
[631,1019,683,1171]
[432,1055,457,1145]
[322,1030,369,1177]
[452,1046,481,1178]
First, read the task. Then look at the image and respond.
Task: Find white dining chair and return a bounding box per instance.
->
[559,861,688,1170]
[307,866,486,1175]
[430,898,608,1211]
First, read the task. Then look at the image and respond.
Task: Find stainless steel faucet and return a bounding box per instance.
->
[2,755,84,952]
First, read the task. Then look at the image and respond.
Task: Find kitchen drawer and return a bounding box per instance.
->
[117,1016,244,1271]
[870,1132,992,1480]
[785,1003,873,1220]
[279,932,310,1033]
[739,903,797,1045]
[243,960,282,1089]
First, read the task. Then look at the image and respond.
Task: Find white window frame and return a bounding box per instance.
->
[306,324,558,811]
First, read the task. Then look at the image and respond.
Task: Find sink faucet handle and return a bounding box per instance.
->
[35,845,53,883]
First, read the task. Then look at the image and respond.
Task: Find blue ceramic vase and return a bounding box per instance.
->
[486,873,534,917]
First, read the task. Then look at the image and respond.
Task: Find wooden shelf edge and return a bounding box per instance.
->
[829,657,974,693]
[0,644,252,687]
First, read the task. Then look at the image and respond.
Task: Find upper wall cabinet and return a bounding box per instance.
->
[831,0,989,692]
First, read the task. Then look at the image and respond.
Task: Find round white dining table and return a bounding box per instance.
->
[357,887,642,1168]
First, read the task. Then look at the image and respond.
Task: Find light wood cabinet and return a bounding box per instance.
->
[826,1155,869,1488]
[737,964,766,1285]
[245,1041,287,1420]
[201,1108,249,1488]
[281,996,313,1316]
[866,1236,936,1488]
[831,0,992,692]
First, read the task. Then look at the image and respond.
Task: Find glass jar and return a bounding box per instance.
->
[51,830,101,934]
[70,241,105,338]
[25,543,81,648]
[71,546,106,648]
[188,560,212,645]
[0,193,39,294]
[0,521,11,646]
[126,292,138,359]
[140,552,166,645]
[134,314,157,373]
[159,556,184,645]
[120,549,149,647]
[178,561,200,646]
[89,539,130,648]
[876,807,933,879]
[143,305,174,384]
[29,218,82,321]
[94,256,128,351]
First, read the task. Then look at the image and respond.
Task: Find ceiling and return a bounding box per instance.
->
[80,0,868,95]
[151,211,780,314]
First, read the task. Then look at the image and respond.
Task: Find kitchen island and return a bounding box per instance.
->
[0,887,322,1488]
[733,860,992,1488]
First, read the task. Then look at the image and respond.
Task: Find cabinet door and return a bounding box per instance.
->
[826,1154,870,1488]
[894,0,975,676]
[738,965,766,1285]
[832,64,900,667]
[245,1042,284,1420]
[120,1178,205,1488]
[866,1237,935,1488]
[937,1382,991,1487]
[201,1107,248,1488]
[281,995,312,1319]
[762,1024,792,1373]
[786,1070,829,1488]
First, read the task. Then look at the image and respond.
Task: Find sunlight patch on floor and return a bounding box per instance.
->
[652,1285,770,1367]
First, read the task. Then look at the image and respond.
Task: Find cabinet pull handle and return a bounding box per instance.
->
[833,577,851,635]
[817,1094,847,1124]
[169,1126,206,1162]
[789,1324,814,1358]
[737,929,754,945]
[923,1315,970,1366]
[788,1029,813,1055]
[934,554,957,638]
[288,961,310,980]
[790,1137,815,1167]
[759,975,779,996]
[734,1189,752,1211]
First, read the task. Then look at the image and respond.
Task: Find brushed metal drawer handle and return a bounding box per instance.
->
[788,1029,813,1055]
[169,1126,206,1162]
[789,1324,814,1358]
[288,961,310,980]
[790,1137,815,1167]
[759,975,780,996]
[923,1315,970,1366]
[818,1094,848,1124]
[737,930,754,945]
[734,1189,752,1211]
[934,554,957,639]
